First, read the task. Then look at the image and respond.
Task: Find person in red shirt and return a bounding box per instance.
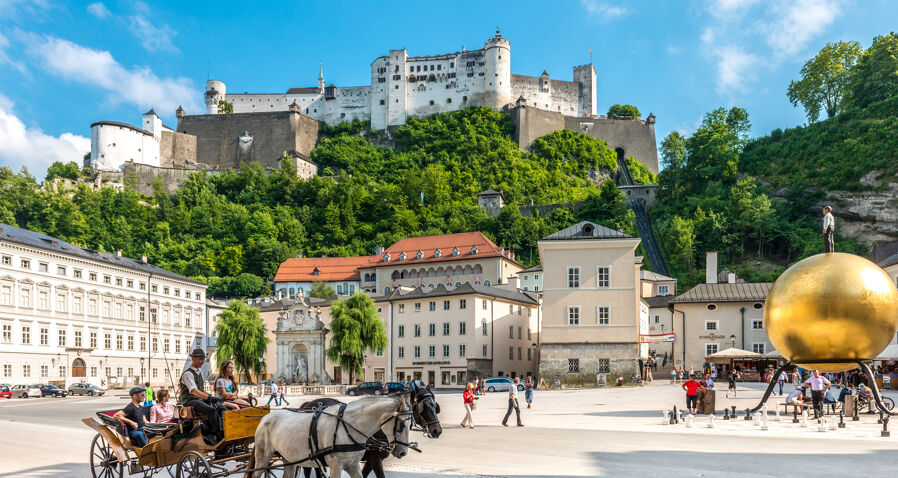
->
[461,383,476,428]
[682,373,705,415]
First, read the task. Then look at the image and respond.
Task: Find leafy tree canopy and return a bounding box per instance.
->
[787,40,863,122]
[309,281,336,299]
[214,301,270,383]
[607,104,641,118]
[325,292,387,384]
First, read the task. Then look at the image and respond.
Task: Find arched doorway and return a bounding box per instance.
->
[72,358,86,378]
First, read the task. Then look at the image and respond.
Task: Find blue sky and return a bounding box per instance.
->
[1,0,896,179]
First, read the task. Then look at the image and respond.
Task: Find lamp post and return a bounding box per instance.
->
[140,357,145,386]
[730,335,736,349]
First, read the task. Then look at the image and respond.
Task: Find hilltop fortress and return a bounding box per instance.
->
[87,30,658,194]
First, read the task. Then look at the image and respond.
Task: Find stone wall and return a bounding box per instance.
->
[538,342,640,387]
[176,111,319,169]
[159,130,197,167]
[511,105,660,174]
[123,162,196,195]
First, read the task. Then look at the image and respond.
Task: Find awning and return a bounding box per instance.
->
[705,347,762,362]
[763,349,783,358]
[875,344,898,361]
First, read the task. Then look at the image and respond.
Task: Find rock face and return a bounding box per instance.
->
[822,180,898,245]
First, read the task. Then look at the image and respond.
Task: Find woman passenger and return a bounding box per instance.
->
[216,361,252,409]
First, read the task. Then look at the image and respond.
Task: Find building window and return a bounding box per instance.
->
[509,346,514,360]
[38,291,49,310]
[58,329,66,347]
[152,337,158,353]
[443,345,450,357]
[567,267,581,288]
[398,346,405,358]
[481,320,487,336]
[706,343,719,356]
[428,323,436,336]
[442,323,450,335]
[74,330,81,347]
[753,303,763,310]
[597,306,610,325]
[482,344,488,357]
[89,332,97,348]
[56,293,66,312]
[597,267,610,288]
[39,262,48,273]
[56,265,66,276]
[414,303,421,312]
[707,304,718,311]
[90,366,97,377]
[658,285,670,295]
[60,365,67,377]
[116,334,123,350]
[518,347,522,360]
[21,288,31,307]
[509,325,514,338]
[567,306,580,326]
[459,321,466,335]
[705,321,718,331]
[140,336,146,352]
[22,325,31,344]
[428,301,436,311]
[23,364,31,377]
[482,299,487,310]
[73,269,81,279]
[527,348,532,360]
[752,343,766,354]
[398,325,405,337]
[399,304,405,313]
[413,346,421,358]
[443,300,450,310]
[0,255,9,265]
[39,327,48,345]
[568,358,580,373]
[0,285,10,305]
[175,338,180,354]
[518,326,522,339]
[128,335,134,350]
[414,324,421,337]
[752,319,764,329]
[598,358,610,373]
[103,275,111,284]
[139,282,146,291]
[40,364,48,378]
[459,344,466,357]
[115,277,122,286]
[2,324,11,343]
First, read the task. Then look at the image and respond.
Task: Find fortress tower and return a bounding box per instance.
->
[483,29,511,109]
[205,80,226,114]
[573,64,597,117]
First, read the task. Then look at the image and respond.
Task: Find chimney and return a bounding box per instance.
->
[506,275,520,290]
[140,255,148,264]
[706,252,718,284]
[375,246,385,255]
[115,250,122,257]
[727,272,736,284]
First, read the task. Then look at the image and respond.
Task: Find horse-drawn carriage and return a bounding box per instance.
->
[82,385,442,478]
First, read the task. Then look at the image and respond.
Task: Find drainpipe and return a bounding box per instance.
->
[490,297,495,377]
[740,307,746,350]
[387,300,393,382]
[669,303,686,366]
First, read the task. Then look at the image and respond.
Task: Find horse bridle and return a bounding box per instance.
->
[409,388,440,437]
[371,396,419,454]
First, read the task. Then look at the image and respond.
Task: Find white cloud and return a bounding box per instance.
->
[128,2,178,53]
[706,0,761,18]
[23,34,200,115]
[714,46,759,93]
[87,2,111,18]
[765,0,841,57]
[580,0,629,20]
[0,94,90,178]
[0,31,27,75]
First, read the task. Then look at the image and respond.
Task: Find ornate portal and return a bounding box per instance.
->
[273,294,331,384]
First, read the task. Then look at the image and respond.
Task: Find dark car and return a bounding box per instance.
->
[346,381,387,396]
[0,385,11,399]
[68,383,105,396]
[40,384,67,397]
[385,382,409,394]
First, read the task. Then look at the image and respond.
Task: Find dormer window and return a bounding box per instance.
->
[312,267,319,276]
[471,246,478,254]
[399,252,406,261]
[452,247,459,256]
[416,251,423,260]
[434,249,441,258]
[383,254,390,262]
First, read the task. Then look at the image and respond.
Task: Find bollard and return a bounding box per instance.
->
[818,418,827,432]
[723,408,730,420]
[773,402,780,421]
[838,410,846,428]
[761,412,769,431]
[829,417,837,430]
[663,410,670,425]
[801,410,809,428]
[752,412,761,427]
[878,410,884,425]
[853,397,860,421]
[792,408,799,424]
[707,414,715,429]
[686,414,694,429]
[672,405,679,424]
[731,405,737,417]
[744,408,752,421]
[882,415,890,437]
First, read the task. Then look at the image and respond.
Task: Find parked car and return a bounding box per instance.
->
[385,382,409,394]
[11,384,43,398]
[68,383,106,396]
[346,382,387,396]
[483,377,525,392]
[0,385,11,399]
[40,384,67,397]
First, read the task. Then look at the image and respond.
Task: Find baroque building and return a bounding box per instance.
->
[0,223,209,388]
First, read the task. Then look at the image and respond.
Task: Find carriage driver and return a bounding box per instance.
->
[179,349,222,441]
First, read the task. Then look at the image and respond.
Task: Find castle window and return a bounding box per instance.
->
[437,65,441,70]
[430,65,434,71]
[417,65,421,72]
[379,100,385,105]
[450,62,454,68]
[378,78,385,83]
[467,72,474,77]
[447,98,452,103]
[429,100,434,105]
[393,75,401,80]
[463,96,468,102]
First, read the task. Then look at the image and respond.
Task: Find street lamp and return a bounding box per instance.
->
[730,334,736,349]
[140,357,145,385]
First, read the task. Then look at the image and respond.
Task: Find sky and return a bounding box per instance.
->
[0,0,896,179]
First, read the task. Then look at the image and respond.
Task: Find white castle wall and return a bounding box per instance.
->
[90,123,160,171]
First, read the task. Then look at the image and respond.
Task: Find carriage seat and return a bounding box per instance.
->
[96,409,179,439]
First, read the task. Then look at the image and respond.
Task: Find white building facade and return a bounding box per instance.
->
[0,224,208,388]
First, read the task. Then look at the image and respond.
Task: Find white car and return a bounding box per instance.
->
[484,377,525,392]
[11,384,43,398]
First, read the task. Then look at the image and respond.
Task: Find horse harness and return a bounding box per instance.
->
[409,389,440,437]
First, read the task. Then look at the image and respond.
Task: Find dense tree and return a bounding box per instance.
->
[45,161,82,181]
[309,281,336,299]
[847,33,898,109]
[214,301,270,383]
[787,40,863,122]
[217,99,234,114]
[325,293,387,384]
[607,104,641,118]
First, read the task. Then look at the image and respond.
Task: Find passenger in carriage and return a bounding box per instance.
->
[113,386,148,447]
[149,389,175,423]
[216,361,252,409]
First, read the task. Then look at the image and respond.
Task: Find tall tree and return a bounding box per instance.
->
[326,292,387,384]
[787,40,863,121]
[847,33,898,109]
[214,301,270,383]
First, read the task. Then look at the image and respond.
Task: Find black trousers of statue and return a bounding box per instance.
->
[824,227,834,253]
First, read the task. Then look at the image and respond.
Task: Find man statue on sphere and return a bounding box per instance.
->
[822,206,835,253]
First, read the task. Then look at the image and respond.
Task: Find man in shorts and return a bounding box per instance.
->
[726,369,739,398]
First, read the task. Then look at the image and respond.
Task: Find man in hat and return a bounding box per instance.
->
[822,206,835,253]
[179,349,221,441]
[114,386,148,447]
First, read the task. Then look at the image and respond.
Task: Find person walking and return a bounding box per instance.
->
[670,368,678,384]
[144,382,154,407]
[726,369,738,398]
[804,369,831,419]
[776,369,786,396]
[682,373,703,415]
[822,206,835,253]
[524,376,534,408]
[461,383,476,428]
[502,377,523,427]
[278,380,290,407]
[266,381,280,407]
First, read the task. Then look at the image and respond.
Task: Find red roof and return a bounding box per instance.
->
[375,231,517,267]
[273,256,377,282]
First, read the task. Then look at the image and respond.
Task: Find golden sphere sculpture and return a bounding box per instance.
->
[765,252,898,372]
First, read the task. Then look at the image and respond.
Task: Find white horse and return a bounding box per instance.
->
[252,395,412,478]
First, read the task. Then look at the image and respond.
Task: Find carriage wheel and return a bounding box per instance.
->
[89,433,122,478]
[176,451,212,478]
